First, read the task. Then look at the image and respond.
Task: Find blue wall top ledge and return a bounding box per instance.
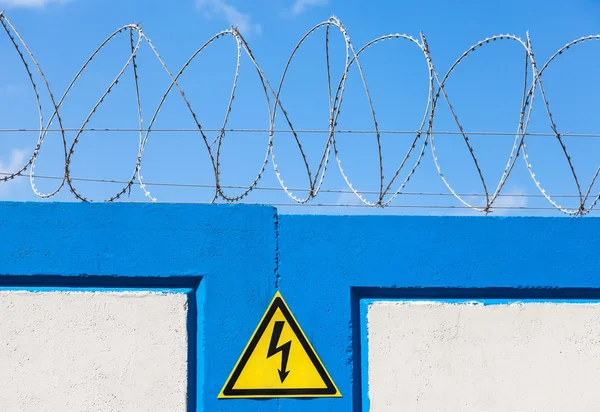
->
[0,202,278,278]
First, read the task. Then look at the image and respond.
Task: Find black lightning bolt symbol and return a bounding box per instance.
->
[267,321,292,383]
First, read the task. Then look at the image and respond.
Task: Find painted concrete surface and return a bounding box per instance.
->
[278,215,600,411]
[1,203,600,411]
[367,301,600,411]
[0,202,278,412]
[0,291,188,412]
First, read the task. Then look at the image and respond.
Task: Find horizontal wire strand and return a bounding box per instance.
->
[0,128,597,138]
[0,171,584,199]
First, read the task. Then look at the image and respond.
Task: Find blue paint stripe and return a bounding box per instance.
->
[0,286,194,293]
[0,275,202,289]
[354,286,600,300]
[361,298,600,305]
[186,288,199,412]
[359,299,370,412]
[194,279,206,412]
[350,289,362,412]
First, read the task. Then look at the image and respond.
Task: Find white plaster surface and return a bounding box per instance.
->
[367,301,600,412]
[0,291,189,412]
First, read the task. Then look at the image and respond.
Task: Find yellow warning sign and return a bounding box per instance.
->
[219,291,341,398]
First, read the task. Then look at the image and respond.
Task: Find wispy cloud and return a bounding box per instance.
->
[0,148,28,175]
[335,190,362,206]
[5,84,19,94]
[334,189,396,215]
[197,0,261,36]
[0,0,71,8]
[0,148,29,199]
[488,190,529,216]
[462,186,530,216]
[291,0,328,15]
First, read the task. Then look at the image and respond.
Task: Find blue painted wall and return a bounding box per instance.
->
[1,203,599,411]
[0,202,278,412]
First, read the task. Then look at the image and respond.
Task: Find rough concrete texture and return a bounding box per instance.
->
[0,291,188,412]
[367,301,600,411]
[0,203,278,412]
[2,203,600,412]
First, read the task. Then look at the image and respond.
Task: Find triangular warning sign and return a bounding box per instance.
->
[219,291,341,398]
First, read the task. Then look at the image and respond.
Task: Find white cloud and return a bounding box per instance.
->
[5,84,19,94]
[489,191,529,216]
[0,148,29,198]
[0,148,28,174]
[335,190,362,206]
[291,0,328,15]
[197,0,261,36]
[0,0,71,8]
[462,186,529,216]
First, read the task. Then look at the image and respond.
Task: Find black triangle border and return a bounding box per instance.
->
[222,296,338,396]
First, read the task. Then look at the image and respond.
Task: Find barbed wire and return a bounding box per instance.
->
[1,12,599,215]
[0,171,589,199]
[2,129,600,138]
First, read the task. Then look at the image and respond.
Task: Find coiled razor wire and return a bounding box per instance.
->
[1,12,599,215]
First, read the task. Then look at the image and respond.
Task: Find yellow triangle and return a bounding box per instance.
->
[219,291,341,398]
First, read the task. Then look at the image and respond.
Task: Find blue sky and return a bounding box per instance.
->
[1,0,599,215]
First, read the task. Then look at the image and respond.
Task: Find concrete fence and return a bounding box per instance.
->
[0,202,598,411]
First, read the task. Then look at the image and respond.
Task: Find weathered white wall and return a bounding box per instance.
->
[0,291,188,412]
[367,301,600,412]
